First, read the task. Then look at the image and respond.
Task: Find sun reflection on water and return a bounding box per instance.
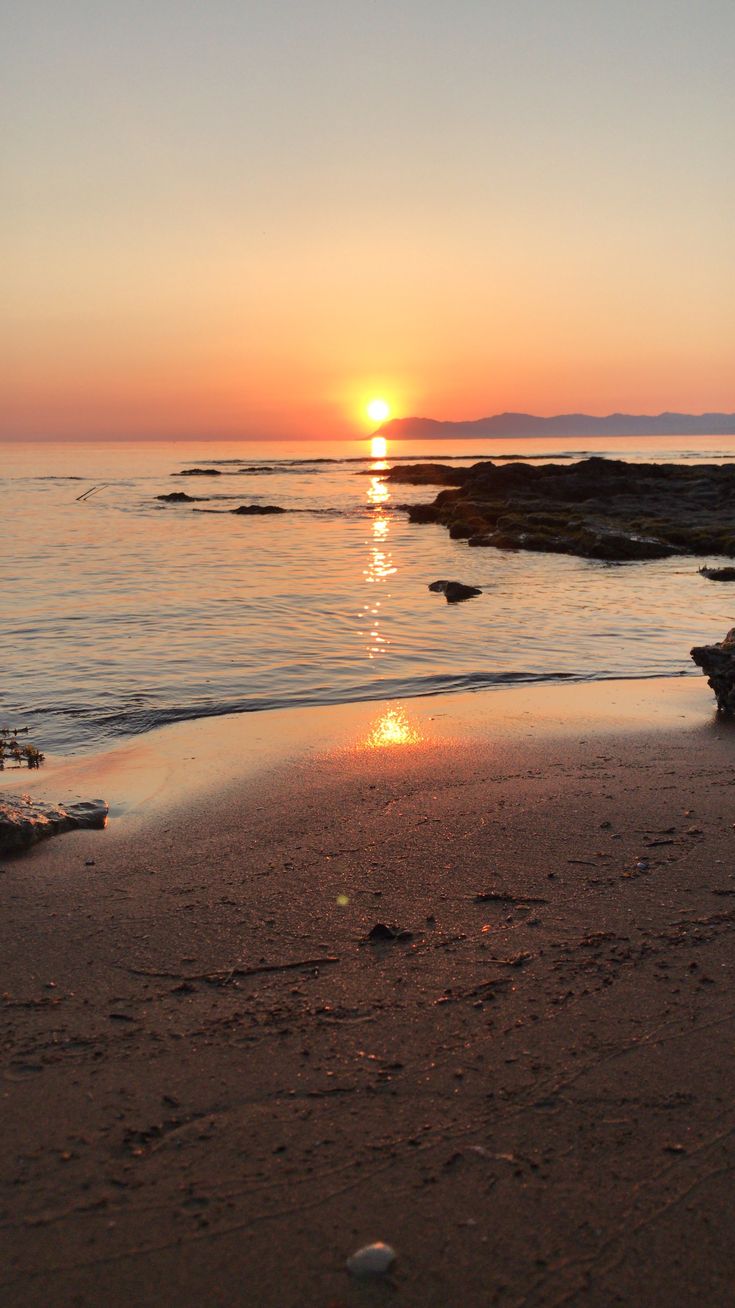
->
[365,706,423,748]
[359,465,396,661]
[366,474,389,506]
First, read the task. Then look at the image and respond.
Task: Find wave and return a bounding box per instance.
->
[31,667,694,752]
[186,451,588,470]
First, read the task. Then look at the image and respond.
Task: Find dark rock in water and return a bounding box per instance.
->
[156,491,209,503]
[392,456,735,561]
[174,468,222,476]
[0,795,109,854]
[699,566,735,581]
[691,630,735,713]
[229,504,286,515]
[445,582,482,602]
[407,502,442,524]
[429,580,482,602]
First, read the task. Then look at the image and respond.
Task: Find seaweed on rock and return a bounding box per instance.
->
[0,727,44,770]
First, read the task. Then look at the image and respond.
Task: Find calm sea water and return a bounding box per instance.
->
[3,435,734,754]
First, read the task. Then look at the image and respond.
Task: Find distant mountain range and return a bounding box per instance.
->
[379,411,735,438]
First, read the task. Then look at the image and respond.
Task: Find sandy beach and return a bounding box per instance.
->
[2,677,734,1307]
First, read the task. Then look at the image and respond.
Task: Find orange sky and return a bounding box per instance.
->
[3,2,733,439]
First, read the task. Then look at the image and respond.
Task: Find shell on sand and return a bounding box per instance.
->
[346,1242,397,1276]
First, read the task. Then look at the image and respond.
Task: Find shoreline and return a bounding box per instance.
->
[2,672,734,1306]
[0,674,717,837]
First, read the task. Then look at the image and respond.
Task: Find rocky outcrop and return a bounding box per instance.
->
[390,457,735,562]
[379,463,467,487]
[156,492,209,503]
[428,580,482,602]
[0,795,109,854]
[691,630,735,713]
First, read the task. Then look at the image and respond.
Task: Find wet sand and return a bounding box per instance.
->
[2,678,734,1306]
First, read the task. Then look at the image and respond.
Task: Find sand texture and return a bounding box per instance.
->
[1,682,734,1306]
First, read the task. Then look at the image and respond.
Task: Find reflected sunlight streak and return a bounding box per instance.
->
[360,469,396,661]
[367,474,389,506]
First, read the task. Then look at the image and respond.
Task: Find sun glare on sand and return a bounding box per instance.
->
[365,708,423,748]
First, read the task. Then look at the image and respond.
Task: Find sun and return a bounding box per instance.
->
[367,398,390,424]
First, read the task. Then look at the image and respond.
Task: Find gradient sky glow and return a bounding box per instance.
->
[2,0,734,438]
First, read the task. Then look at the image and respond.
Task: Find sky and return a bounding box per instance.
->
[2,0,734,439]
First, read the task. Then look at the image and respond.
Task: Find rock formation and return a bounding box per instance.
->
[691,630,735,714]
[386,457,735,562]
[428,580,482,602]
[0,795,109,854]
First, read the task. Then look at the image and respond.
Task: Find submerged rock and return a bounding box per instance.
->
[429,579,482,602]
[156,491,209,503]
[229,504,287,515]
[346,1242,397,1276]
[699,566,735,581]
[173,468,222,476]
[0,795,109,854]
[691,629,735,713]
[393,457,735,561]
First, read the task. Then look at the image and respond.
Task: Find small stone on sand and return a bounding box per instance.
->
[346,1242,396,1276]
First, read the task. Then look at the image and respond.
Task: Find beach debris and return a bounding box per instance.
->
[0,727,44,770]
[428,579,482,602]
[75,483,110,502]
[229,504,286,515]
[156,491,209,503]
[473,891,548,904]
[365,922,414,942]
[691,628,735,713]
[699,566,735,581]
[0,795,108,854]
[346,1242,397,1277]
[122,955,340,984]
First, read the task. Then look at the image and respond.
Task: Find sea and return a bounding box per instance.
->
[3,435,734,756]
